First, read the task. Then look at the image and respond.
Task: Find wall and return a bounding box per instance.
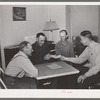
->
[0,5,66,69]
[71,6,99,37]
[0,5,99,46]
[0,5,49,69]
[66,6,71,41]
[0,6,2,64]
[45,5,66,43]
[0,5,66,47]
[98,6,100,43]
[0,5,99,70]
[1,5,49,47]
[46,6,99,43]
[0,6,2,47]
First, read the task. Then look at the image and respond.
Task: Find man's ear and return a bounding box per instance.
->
[36,38,38,42]
[66,35,69,39]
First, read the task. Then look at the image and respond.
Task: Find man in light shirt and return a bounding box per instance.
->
[61,30,100,89]
[4,41,38,89]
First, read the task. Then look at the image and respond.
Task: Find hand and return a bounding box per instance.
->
[77,74,87,83]
[44,53,51,60]
[60,56,68,61]
[51,55,61,59]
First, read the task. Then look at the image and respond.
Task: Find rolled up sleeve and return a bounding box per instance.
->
[67,47,89,64]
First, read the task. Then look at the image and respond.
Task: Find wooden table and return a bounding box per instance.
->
[35,61,79,89]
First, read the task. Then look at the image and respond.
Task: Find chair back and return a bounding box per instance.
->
[24,35,36,44]
[0,67,7,89]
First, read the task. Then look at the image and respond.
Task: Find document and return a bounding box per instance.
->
[47,63,62,69]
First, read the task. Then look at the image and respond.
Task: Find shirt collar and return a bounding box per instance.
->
[14,51,28,59]
[36,41,45,47]
[60,40,68,46]
[89,41,97,49]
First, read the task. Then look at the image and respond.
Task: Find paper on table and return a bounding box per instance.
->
[47,63,62,69]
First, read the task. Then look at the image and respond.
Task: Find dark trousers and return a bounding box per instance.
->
[77,72,100,89]
[58,75,78,89]
[72,63,100,89]
[3,75,37,89]
[58,63,89,89]
[72,64,89,89]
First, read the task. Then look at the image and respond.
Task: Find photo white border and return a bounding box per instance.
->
[0,2,100,98]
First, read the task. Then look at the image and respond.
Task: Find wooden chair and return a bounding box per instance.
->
[72,35,86,57]
[89,83,100,89]
[0,67,7,89]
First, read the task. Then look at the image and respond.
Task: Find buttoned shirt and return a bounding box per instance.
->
[55,40,74,57]
[67,41,100,77]
[5,51,38,78]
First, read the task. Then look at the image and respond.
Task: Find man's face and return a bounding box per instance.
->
[24,43,33,56]
[80,36,88,46]
[60,31,68,41]
[37,35,45,46]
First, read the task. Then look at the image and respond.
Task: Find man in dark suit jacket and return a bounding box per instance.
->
[30,32,51,64]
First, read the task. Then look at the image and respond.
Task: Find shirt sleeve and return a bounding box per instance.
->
[85,49,100,77]
[20,57,38,78]
[69,43,74,57]
[67,47,89,64]
[55,44,61,55]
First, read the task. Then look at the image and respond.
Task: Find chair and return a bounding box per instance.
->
[88,83,100,89]
[88,84,100,89]
[0,67,7,89]
[46,41,55,55]
[24,35,36,44]
[72,35,86,57]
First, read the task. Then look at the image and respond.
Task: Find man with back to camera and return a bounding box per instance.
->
[4,41,38,89]
[55,29,74,57]
[31,32,51,64]
[61,30,100,89]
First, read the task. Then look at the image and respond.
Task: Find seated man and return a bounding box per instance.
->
[54,30,75,89]
[4,41,38,89]
[31,32,51,64]
[61,30,100,89]
[55,30,74,57]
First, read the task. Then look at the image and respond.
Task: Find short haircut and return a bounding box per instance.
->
[60,30,68,35]
[36,32,45,38]
[80,30,94,40]
[19,41,30,51]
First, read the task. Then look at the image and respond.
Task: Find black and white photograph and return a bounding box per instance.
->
[13,7,26,21]
[0,2,100,98]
